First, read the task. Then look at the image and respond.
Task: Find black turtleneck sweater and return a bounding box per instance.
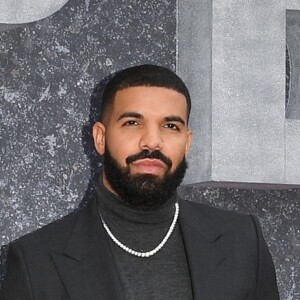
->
[96,182,193,300]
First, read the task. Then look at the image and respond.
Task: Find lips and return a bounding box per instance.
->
[131,159,165,175]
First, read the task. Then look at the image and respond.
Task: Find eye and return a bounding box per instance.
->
[123,120,139,126]
[164,123,180,131]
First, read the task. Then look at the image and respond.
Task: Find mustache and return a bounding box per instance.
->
[126,150,172,168]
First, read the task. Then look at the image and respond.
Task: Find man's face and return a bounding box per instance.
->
[93,86,192,206]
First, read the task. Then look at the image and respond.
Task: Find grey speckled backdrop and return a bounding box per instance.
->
[0,0,176,283]
[0,1,299,299]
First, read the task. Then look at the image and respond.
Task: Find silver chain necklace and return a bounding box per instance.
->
[100,202,179,258]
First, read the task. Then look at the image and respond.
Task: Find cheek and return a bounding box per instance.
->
[105,134,138,165]
[166,140,188,169]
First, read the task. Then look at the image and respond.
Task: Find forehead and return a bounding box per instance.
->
[111,86,188,118]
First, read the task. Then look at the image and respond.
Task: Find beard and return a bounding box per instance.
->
[103,147,188,208]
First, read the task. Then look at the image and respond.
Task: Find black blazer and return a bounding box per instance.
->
[0,197,279,300]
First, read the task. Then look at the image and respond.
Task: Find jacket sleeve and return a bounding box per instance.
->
[0,243,34,300]
[250,215,280,300]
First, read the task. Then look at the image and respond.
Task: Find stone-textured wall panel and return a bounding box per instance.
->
[285,120,300,183]
[0,0,68,23]
[212,0,286,183]
[0,0,176,247]
[287,0,300,10]
[286,10,300,120]
[177,0,212,184]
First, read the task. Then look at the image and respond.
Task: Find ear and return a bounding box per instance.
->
[93,122,106,155]
[185,130,193,156]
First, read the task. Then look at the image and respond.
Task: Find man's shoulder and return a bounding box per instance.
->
[179,198,257,233]
[10,204,89,252]
[180,197,249,218]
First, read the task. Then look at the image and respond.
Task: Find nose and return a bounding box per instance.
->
[139,126,163,151]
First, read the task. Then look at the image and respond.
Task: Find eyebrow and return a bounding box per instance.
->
[117,112,143,121]
[117,112,186,126]
[165,116,186,126]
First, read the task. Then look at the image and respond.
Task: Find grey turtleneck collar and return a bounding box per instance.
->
[96,178,178,225]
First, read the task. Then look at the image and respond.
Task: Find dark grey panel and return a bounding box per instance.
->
[0,24,25,33]
[0,0,175,282]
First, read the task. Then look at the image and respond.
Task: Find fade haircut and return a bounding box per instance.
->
[100,64,191,123]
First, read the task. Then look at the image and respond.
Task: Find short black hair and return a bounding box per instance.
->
[100,64,191,123]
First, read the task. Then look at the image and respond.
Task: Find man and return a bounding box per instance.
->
[0,65,279,299]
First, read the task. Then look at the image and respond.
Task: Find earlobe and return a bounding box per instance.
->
[93,122,106,155]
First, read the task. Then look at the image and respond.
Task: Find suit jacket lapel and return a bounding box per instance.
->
[51,198,125,300]
[179,199,232,300]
